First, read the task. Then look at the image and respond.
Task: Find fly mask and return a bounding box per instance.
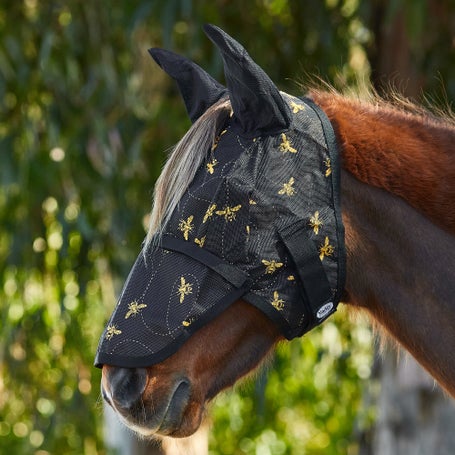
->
[95,24,345,368]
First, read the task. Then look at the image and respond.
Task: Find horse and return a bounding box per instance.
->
[97,25,455,439]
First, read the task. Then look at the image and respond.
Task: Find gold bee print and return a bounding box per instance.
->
[262,259,284,274]
[324,158,332,177]
[271,291,285,311]
[249,199,257,205]
[216,204,242,222]
[177,276,193,303]
[278,177,296,196]
[319,236,334,261]
[279,133,297,154]
[182,316,195,327]
[203,204,217,223]
[105,324,122,340]
[206,159,218,174]
[290,100,305,114]
[287,275,295,281]
[178,215,194,240]
[194,236,206,248]
[125,301,147,319]
[309,211,323,235]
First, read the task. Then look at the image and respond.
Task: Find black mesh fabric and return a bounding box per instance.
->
[95,94,345,368]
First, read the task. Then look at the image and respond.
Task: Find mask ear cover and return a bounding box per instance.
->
[203,24,291,137]
[148,48,227,123]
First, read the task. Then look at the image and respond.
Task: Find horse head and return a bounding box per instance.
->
[96,24,345,437]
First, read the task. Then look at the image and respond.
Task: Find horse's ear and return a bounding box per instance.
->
[203,24,291,136]
[148,48,227,123]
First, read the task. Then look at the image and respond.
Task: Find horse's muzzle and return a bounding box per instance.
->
[102,366,196,437]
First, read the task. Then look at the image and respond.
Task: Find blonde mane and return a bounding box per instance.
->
[146,98,231,244]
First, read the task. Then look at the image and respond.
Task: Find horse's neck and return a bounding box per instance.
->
[341,170,455,395]
[312,91,455,392]
[312,91,455,235]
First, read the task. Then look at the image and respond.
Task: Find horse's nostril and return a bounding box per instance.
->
[107,367,147,410]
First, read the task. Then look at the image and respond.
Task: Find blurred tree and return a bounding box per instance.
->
[0,2,168,453]
[0,1,453,454]
[361,0,455,100]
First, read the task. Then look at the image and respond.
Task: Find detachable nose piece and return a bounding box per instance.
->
[105,367,147,410]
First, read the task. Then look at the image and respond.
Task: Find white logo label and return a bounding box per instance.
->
[316,302,334,319]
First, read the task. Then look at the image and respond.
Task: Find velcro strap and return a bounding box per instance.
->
[159,235,248,289]
[279,223,335,323]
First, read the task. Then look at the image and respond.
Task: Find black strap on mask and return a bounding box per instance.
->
[278,222,335,336]
[159,235,249,289]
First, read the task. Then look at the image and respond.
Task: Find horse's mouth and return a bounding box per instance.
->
[106,376,204,438]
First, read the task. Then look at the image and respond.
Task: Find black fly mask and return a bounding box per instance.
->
[95,25,345,368]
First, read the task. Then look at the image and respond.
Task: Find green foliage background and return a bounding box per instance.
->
[0,1,453,454]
